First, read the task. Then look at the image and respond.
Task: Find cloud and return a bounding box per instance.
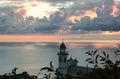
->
[0,6,62,34]
[0,6,27,34]
[32,10,66,33]
[0,0,120,34]
[70,0,120,32]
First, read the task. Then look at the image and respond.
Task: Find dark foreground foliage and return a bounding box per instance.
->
[0,68,37,79]
[86,50,120,79]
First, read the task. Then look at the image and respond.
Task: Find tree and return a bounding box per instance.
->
[85,50,99,68]
[85,50,120,79]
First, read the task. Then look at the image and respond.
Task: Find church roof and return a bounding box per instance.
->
[67,57,78,63]
[60,42,66,49]
[67,57,74,61]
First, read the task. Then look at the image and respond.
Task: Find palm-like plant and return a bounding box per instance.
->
[85,50,99,68]
[99,52,113,68]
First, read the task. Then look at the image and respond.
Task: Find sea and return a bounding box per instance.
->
[0,42,119,75]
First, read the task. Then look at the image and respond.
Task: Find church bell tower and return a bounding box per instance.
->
[57,42,68,75]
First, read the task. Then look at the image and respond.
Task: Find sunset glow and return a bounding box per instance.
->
[102,31,120,35]
[0,35,119,43]
[66,15,83,23]
[26,2,58,18]
[84,10,97,19]
[111,5,119,17]
[0,35,70,42]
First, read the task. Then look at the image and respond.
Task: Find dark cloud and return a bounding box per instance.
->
[0,6,63,34]
[0,0,120,34]
[71,16,120,31]
[34,10,66,33]
[70,0,120,32]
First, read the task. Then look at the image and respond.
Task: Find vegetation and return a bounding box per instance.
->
[39,61,72,79]
[86,50,120,79]
[0,67,37,79]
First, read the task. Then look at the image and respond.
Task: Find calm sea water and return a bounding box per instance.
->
[0,42,119,75]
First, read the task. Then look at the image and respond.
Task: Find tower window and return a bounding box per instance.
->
[59,57,62,63]
[64,58,66,62]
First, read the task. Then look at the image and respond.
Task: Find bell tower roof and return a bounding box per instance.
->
[60,42,66,49]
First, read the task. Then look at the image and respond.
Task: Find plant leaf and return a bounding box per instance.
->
[50,61,54,68]
[101,63,105,64]
[88,61,94,64]
[99,56,104,58]
[93,50,98,55]
[107,54,109,59]
[103,51,106,56]
[86,51,92,56]
[49,73,51,78]
[100,58,106,61]
[40,67,50,71]
[85,58,92,62]
[95,55,99,60]
[105,60,113,65]
[95,60,98,64]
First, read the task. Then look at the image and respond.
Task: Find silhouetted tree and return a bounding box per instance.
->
[85,50,99,68]
[85,50,120,79]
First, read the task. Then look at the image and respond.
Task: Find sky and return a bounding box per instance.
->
[0,0,120,43]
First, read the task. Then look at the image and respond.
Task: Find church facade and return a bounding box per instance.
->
[57,42,92,77]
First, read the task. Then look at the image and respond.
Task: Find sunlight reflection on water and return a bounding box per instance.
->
[0,42,119,75]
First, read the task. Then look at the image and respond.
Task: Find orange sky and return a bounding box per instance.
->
[0,35,119,43]
[0,35,69,42]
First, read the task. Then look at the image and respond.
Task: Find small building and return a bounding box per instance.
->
[57,42,92,78]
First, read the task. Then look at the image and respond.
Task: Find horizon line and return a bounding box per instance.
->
[0,40,119,43]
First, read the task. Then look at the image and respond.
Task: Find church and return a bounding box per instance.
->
[57,42,92,77]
